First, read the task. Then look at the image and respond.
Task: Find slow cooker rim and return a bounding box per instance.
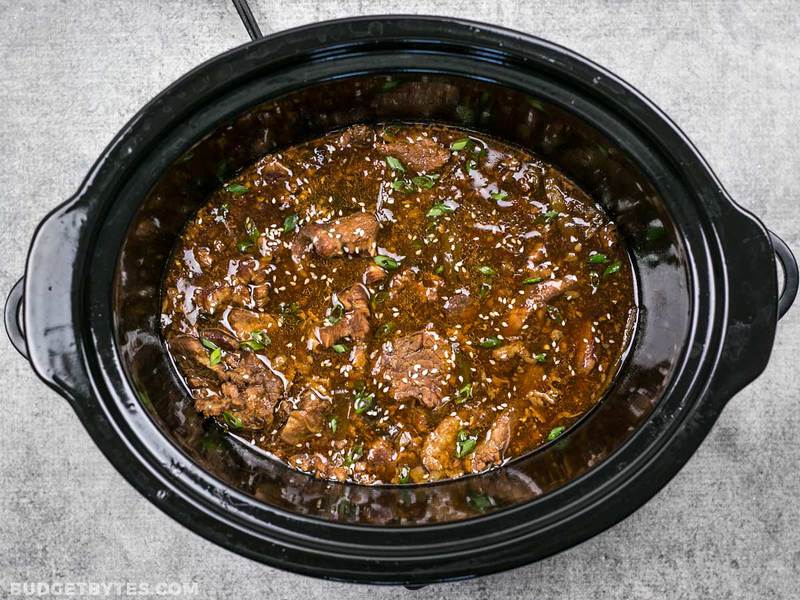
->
[19,15,780,583]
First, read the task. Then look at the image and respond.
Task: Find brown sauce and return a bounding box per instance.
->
[160,123,636,485]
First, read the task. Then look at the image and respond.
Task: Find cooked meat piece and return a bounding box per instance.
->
[338,124,373,147]
[280,384,331,445]
[226,307,279,340]
[194,352,283,428]
[443,292,479,323]
[372,326,454,408]
[502,277,577,337]
[389,269,444,304]
[317,284,371,347]
[350,343,368,370]
[231,258,268,286]
[169,334,215,367]
[198,327,239,351]
[379,136,450,172]
[422,415,461,474]
[291,211,378,261]
[471,410,514,472]
[363,263,387,285]
[362,438,396,482]
[575,322,597,374]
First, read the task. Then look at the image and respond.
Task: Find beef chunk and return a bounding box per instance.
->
[226,307,279,340]
[318,284,371,347]
[443,292,479,323]
[372,326,454,408]
[189,351,283,429]
[198,327,238,351]
[422,415,461,474]
[471,410,514,472]
[337,124,373,147]
[280,383,331,445]
[291,211,378,261]
[379,136,450,173]
[502,276,577,336]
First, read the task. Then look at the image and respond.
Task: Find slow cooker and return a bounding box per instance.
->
[4,13,797,585]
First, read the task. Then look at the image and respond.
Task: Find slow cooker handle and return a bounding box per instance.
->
[4,278,27,359]
[769,230,798,319]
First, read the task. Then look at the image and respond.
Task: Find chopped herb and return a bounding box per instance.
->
[455,429,478,458]
[200,338,222,366]
[526,97,545,111]
[374,255,399,270]
[329,416,338,434]
[546,305,562,321]
[369,290,388,313]
[224,183,249,195]
[478,282,492,299]
[208,347,222,366]
[375,322,396,339]
[324,302,345,326]
[385,156,405,172]
[240,330,270,352]
[412,174,439,189]
[477,336,502,349]
[466,158,478,171]
[391,178,415,193]
[353,389,375,414]
[589,253,609,264]
[467,493,496,512]
[280,301,300,321]
[477,265,496,276]
[200,338,219,351]
[450,138,470,151]
[381,79,400,92]
[426,202,455,218]
[490,190,508,202]
[332,343,348,354]
[522,276,543,285]
[603,261,622,277]
[455,382,473,404]
[544,210,560,222]
[434,264,445,275]
[222,411,243,429]
[534,352,547,363]
[237,239,253,252]
[547,425,566,441]
[283,213,299,234]
[343,442,363,466]
[398,465,411,484]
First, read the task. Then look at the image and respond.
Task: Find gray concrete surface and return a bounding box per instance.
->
[1,1,798,598]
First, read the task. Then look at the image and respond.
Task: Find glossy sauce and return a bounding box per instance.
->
[161,123,636,484]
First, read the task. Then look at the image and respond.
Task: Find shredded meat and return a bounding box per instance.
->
[372,326,454,408]
[292,211,378,261]
[389,269,443,304]
[575,322,597,373]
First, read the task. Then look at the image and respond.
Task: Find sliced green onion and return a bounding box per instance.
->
[547,425,566,441]
[374,255,399,270]
[450,138,470,151]
[283,213,299,234]
[385,156,405,172]
[224,183,249,195]
[222,411,243,429]
[589,253,608,264]
[477,336,502,349]
[455,430,478,458]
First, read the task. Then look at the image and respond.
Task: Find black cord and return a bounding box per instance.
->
[232,0,263,41]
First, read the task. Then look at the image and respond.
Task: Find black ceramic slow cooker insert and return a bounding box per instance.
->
[5,14,798,585]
